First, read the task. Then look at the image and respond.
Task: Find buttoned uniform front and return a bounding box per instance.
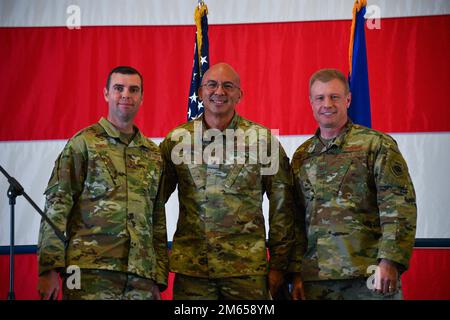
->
[289,120,417,281]
[160,113,295,278]
[38,117,168,289]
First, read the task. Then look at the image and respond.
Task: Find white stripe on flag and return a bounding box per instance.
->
[1,133,450,246]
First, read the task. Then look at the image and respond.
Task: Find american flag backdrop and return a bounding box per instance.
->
[187,1,209,121]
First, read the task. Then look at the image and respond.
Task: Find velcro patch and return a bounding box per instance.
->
[391,161,404,177]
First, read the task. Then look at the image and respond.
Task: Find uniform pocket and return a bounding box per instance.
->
[84,152,117,200]
[222,164,262,202]
[44,155,62,196]
[145,165,160,201]
[337,152,370,202]
[322,155,352,196]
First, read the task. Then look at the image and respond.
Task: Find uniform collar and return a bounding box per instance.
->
[98,117,150,148]
[311,119,354,153]
[198,111,240,131]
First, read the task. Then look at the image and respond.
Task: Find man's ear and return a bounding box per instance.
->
[237,89,243,103]
[103,87,109,103]
[198,86,204,101]
[346,92,352,108]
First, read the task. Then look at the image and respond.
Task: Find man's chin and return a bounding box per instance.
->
[319,122,336,128]
[118,111,136,122]
[210,104,228,110]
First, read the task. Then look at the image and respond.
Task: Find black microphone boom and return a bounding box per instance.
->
[0,164,67,300]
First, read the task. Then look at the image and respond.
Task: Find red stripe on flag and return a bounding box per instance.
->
[2,249,450,300]
[1,15,449,141]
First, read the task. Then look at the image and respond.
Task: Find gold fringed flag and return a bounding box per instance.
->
[348,0,372,127]
[187,1,209,121]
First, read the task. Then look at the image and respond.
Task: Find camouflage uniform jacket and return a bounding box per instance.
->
[160,113,295,278]
[38,117,168,288]
[290,120,416,281]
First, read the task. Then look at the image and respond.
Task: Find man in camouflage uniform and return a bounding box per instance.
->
[289,69,417,300]
[37,66,168,300]
[160,63,294,299]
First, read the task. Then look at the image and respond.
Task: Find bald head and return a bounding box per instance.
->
[202,63,241,87]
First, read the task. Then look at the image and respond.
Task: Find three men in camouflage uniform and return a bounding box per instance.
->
[289,69,417,300]
[37,66,168,300]
[160,63,295,299]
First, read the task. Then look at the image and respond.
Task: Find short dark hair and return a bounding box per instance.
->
[105,66,143,93]
[309,69,349,96]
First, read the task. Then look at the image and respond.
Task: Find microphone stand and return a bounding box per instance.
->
[0,165,66,300]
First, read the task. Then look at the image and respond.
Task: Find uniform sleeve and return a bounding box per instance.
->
[287,163,307,274]
[159,138,178,203]
[37,139,86,276]
[374,136,417,273]
[152,171,169,290]
[263,138,295,272]
[153,138,177,289]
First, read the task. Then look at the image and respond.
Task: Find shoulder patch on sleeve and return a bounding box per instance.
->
[391,160,405,177]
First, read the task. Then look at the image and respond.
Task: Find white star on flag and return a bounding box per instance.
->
[200,56,208,65]
[189,92,198,103]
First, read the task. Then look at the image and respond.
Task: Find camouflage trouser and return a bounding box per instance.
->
[62,269,159,300]
[304,278,403,300]
[173,273,270,300]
